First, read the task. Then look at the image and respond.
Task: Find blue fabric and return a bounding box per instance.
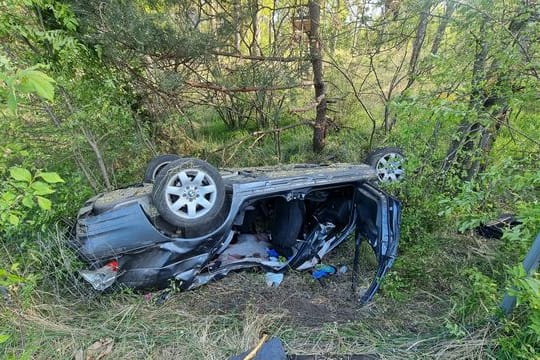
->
[266,248,280,258]
[312,264,336,279]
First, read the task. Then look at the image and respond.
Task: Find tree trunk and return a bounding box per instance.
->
[250,0,260,56]
[81,127,112,190]
[329,0,341,54]
[442,18,489,177]
[351,6,360,50]
[407,1,431,88]
[308,0,327,153]
[233,0,241,53]
[440,10,527,181]
[431,1,455,55]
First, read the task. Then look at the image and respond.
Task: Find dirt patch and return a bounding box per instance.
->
[175,248,380,328]
[204,272,362,326]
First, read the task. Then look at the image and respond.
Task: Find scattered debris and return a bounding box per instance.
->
[143,289,172,305]
[230,335,286,360]
[266,248,280,259]
[229,335,379,359]
[79,260,118,291]
[312,264,337,281]
[0,286,10,304]
[476,213,521,239]
[75,338,114,360]
[217,234,272,266]
[265,272,284,287]
[288,355,379,359]
[155,289,171,305]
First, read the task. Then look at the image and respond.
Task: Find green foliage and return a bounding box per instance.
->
[0,167,63,227]
[0,58,55,114]
[0,264,27,287]
[498,266,540,359]
[0,55,63,232]
[438,155,539,259]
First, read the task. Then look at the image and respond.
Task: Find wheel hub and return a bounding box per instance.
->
[184,187,198,201]
[376,153,405,182]
[164,168,217,219]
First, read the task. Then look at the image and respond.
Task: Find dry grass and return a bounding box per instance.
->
[0,286,497,359]
[0,229,502,359]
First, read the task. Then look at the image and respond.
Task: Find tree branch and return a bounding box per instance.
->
[212,51,309,63]
[184,81,314,93]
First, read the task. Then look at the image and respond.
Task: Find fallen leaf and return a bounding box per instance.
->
[85,338,114,360]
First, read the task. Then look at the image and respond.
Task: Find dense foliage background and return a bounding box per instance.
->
[1,0,539,358]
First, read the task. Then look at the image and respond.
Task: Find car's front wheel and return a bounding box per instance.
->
[152,158,227,236]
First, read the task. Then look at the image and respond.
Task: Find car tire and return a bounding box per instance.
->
[144,154,182,183]
[365,147,406,183]
[152,158,227,236]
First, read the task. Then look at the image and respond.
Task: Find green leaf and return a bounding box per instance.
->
[36,196,52,210]
[17,70,55,101]
[37,172,64,184]
[7,89,17,113]
[30,181,55,195]
[9,167,31,182]
[524,277,540,296]
[8,214,19,226]
[22,196,34,208]
[1,191,16,202]
[0,334,10,344]
[0,268,26,284]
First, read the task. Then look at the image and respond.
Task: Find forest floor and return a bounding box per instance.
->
[1,230,500,359]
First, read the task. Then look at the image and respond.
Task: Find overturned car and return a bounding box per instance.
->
[72,155,401,303]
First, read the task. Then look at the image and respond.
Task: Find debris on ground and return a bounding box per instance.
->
[229,335,379,360]
[312,264,337,281]
[75,338,114,360]
[475,213,521,239]
[229,335,286,360]
[79,260,118,291]
[0,286,10,304]
[143,289,172,305]
[265,272,284,287]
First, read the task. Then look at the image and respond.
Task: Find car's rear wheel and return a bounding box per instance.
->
[152,158,227,236]
[144,154,182,183]
[365,147,405,183]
